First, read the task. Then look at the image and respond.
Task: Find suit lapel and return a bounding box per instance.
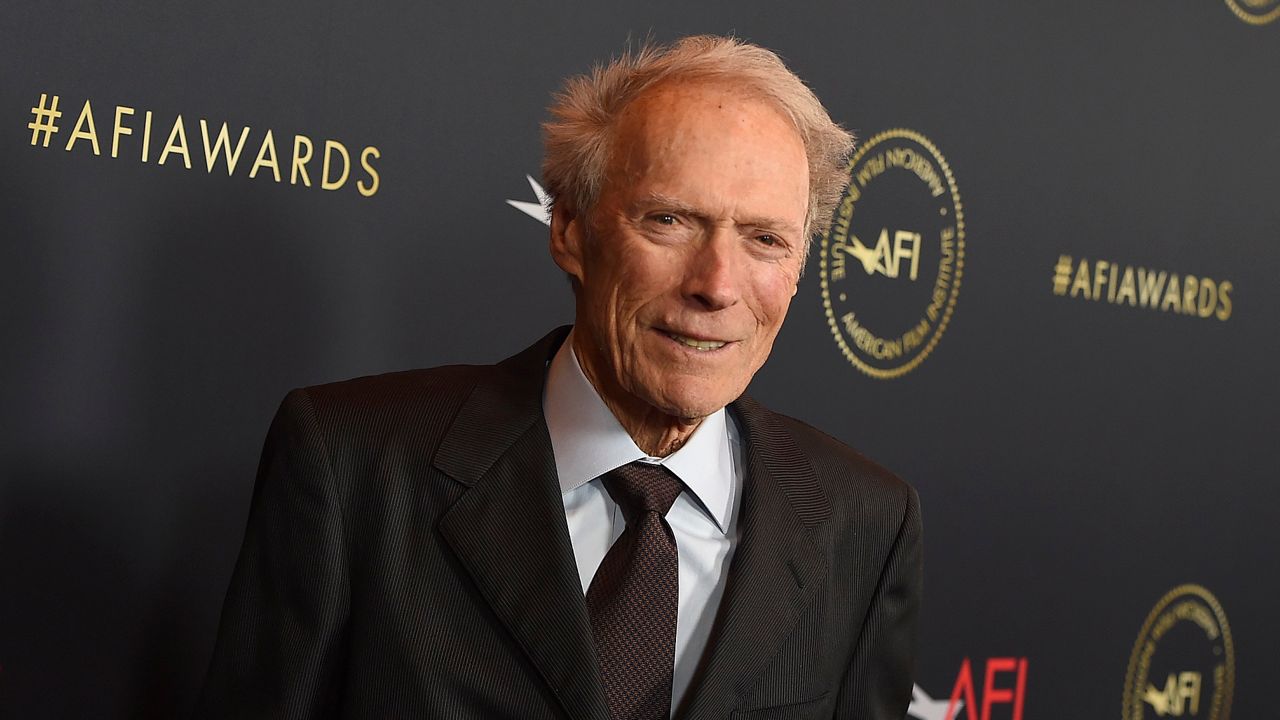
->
[435,328,611,720]
[681,396,831,720]
[430,329,831,720]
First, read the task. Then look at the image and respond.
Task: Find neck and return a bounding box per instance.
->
[571,339,705,458]
[612,401,703,458]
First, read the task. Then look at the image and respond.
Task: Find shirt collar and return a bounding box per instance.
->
[543,329,734,534]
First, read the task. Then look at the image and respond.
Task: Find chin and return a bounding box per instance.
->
[646,383,740,421]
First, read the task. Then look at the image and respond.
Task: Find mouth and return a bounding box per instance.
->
[661,329,729,351]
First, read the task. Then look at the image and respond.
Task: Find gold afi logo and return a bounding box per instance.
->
[1123,585,1234,720]
[1225,0,1280,25]
[843,229,921,281]
[820,128,964,379]
[1143,672,1202,717]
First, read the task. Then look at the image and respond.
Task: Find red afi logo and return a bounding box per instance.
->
[911,658,1029,720]
[946,658,1028,720]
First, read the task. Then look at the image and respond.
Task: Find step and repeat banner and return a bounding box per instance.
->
[3,2,1277,718]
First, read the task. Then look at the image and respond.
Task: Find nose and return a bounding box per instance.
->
[682,230,742,311]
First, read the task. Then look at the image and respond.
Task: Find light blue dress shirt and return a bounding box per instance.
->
[542,331,744,716]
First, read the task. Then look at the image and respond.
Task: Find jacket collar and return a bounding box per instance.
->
[678,395,830,719]
[433,326,831,720]
[435,326,611,720]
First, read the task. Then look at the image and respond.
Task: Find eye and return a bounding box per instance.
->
[756,233,779,247]
[654,213,679,225]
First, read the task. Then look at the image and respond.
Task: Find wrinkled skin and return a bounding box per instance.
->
[550,80,809,457]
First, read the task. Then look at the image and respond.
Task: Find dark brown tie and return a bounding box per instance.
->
[586,461,683,720]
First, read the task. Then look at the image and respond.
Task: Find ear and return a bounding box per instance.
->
[549,203,586,284]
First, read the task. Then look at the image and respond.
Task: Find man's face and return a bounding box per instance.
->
[552,81,810,421]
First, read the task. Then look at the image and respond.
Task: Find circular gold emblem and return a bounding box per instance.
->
[1225,0,1280,25]
[820,128,964,379]
[1123,584,1235,720]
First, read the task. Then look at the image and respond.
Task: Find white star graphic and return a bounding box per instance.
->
[907,683,962,720]
[506,174,551,226]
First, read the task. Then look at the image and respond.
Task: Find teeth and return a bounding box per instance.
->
[667,332,726,350]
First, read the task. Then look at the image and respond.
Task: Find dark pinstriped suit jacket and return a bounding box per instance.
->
[196,326,921,719]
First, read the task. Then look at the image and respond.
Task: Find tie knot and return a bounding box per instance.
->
[602,461,683,523]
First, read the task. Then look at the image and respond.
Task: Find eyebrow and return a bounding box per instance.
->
[634,193,802,236]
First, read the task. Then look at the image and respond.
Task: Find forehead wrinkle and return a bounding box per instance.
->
[604,83,808,243]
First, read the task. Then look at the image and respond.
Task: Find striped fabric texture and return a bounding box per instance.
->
[194,327,922,719]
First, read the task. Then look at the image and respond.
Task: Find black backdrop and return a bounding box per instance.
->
[3,2,1277,718]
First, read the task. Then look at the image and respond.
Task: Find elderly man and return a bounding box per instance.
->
[198,35,921,720]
